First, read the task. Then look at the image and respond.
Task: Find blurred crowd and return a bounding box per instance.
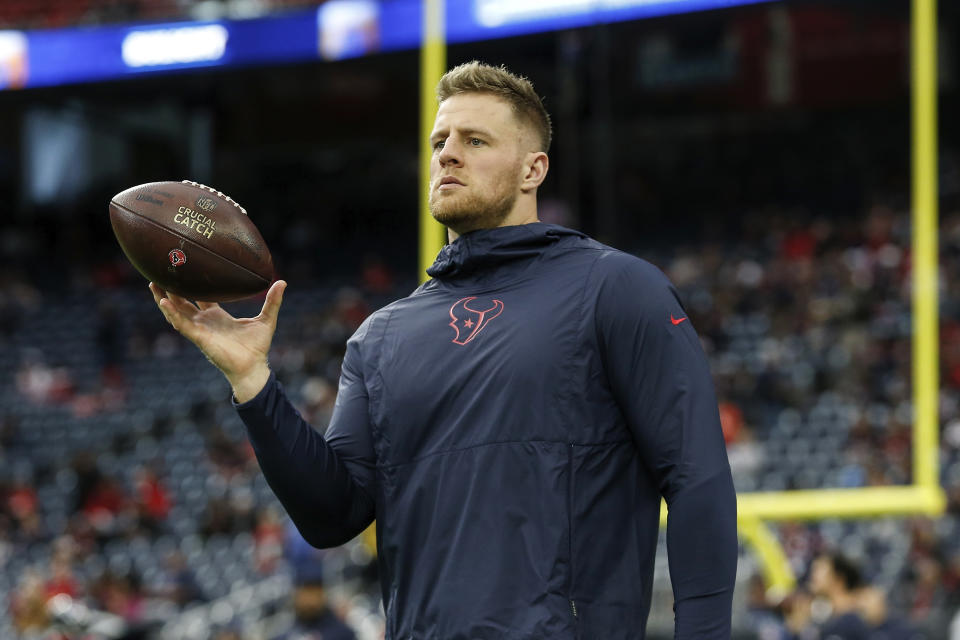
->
[653,204,960,637]
[0,391,377,639]
[664,205,960,494]
[0,245,394,637]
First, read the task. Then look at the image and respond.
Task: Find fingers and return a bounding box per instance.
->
[166,292,200,318]
[257,280,287,324]
[196,301,221,311]
[148,282,165,306]
[148,283,197,332]
[149,282,177,326]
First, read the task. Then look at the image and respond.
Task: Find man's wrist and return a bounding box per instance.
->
[229,362,271,404]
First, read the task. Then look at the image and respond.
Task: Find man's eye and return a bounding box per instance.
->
[470,138,483,146]
[433,140,445,151]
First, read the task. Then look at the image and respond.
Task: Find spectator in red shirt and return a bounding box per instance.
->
[134,465,171,533]
[82,476,130,538]
[45,557,79,600]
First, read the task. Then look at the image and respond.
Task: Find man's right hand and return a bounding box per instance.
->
[149,280,287,403]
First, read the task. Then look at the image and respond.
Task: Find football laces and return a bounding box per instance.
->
[181,180,248,216]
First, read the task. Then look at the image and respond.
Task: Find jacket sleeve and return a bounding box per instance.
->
[234,328,377,549]
[594,254,738,639]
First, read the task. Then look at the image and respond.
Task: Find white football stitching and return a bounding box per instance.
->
[181,180,248,216]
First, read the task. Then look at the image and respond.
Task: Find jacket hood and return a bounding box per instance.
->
[426,223,586,280]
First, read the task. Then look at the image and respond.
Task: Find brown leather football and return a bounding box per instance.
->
[109,180,274,302]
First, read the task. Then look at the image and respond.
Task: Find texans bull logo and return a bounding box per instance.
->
[168,248,187,267]
[448,296,504,345]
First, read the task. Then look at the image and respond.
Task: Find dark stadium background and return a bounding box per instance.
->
[1,1,960,638]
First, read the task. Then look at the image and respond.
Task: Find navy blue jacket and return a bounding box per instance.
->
[821,612,870,640]
[276,610,357,640]
[236,223,737,639]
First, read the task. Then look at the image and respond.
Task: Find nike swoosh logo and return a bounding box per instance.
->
[671,315,687,325]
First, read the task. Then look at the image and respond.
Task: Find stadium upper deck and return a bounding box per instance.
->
[0,0,321,30]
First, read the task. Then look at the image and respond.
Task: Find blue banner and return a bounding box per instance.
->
[0,0,774,91]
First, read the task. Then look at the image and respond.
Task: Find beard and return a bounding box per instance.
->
[429,169,521,235]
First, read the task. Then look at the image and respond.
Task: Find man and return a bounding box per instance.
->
[809,553,870,640]
[151,61,737,639]
[275,564,356,640]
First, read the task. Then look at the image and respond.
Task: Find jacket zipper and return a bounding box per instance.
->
[567,443,577,623]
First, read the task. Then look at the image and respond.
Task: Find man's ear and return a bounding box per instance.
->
[520,151,549,193]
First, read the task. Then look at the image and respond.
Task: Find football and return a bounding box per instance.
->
[109,180,274,302]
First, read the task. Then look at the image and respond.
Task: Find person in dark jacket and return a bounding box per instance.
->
[150,61,738,639]
[273,563,356,640]
[809,553,870,640]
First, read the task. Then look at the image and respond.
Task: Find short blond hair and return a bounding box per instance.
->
[437,61,552,152]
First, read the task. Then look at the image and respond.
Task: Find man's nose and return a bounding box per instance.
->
[437,139,462,167]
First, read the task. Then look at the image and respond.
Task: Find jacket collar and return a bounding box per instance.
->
[426,223,585,280]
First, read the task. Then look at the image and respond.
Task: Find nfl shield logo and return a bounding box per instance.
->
[195,196,217,212]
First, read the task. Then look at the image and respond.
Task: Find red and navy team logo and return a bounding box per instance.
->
[168,248,187,267]
[449,296,504,345]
